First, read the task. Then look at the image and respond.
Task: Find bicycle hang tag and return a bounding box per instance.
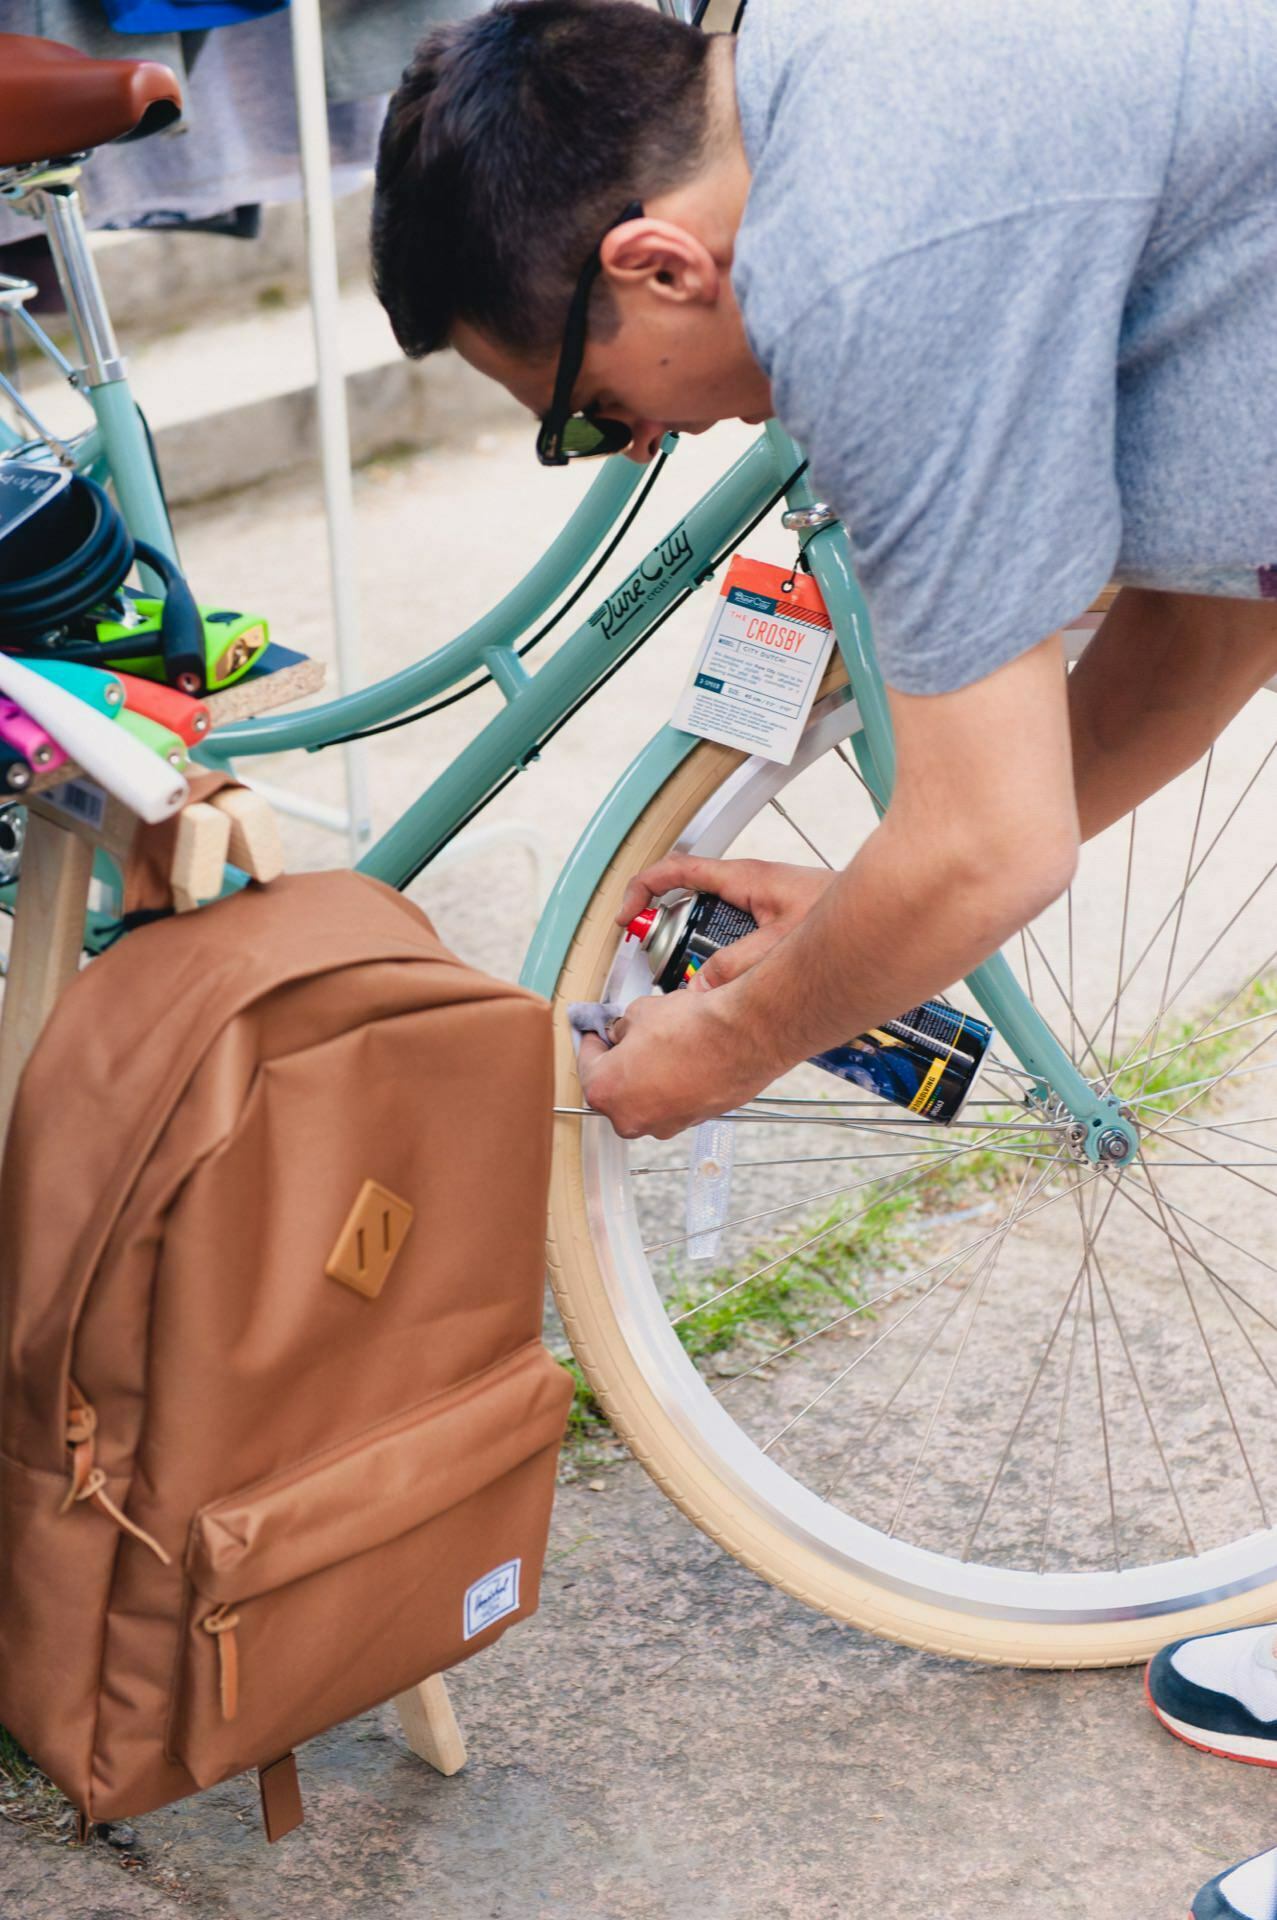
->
[670,553,834,766]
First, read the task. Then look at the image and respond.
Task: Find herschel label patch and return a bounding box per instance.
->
[464,1559,521,1639]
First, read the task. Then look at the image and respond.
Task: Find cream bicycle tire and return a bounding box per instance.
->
[546,684,1277,1668]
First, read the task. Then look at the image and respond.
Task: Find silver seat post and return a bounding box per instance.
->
[30,184,125,389]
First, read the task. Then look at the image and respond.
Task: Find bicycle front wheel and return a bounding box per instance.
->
[548,671,1277,1666]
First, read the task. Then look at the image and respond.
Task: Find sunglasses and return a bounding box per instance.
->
[536,200,644,466]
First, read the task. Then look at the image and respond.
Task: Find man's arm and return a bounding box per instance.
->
[1068,589,1277,840]
[581,631,1079,1138]
[717,631,1079,1070]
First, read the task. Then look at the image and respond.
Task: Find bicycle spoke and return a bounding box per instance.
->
[817,1164,1062,1502]
[671,1140,981,1326]
[1066,884,1079,1064]
[1085,1256,1122,1572]
[821,1250,986,1504]
[1123,1053,1277,1115]
[734,1107,1059,1135]
[1110,854,1277,1084]
[1167,1204,1277,1398]
[1023,924,1110,1081]
[963,1178,1122,1560]
[1135,1152,1268,1526]
[768,795,836,868]
[1119,1171,1277,1306]
[1129,752,1210,1097]
[1039,1199,1090,1572]
[835,740,886,810]
[715,1216,1010,1396]
[1090,1240,1197,1555]
[757,1162,1102,1453]
[1133,1005,1277,1078]
[642,1150,964,1256]
[887,1155,1051,1538]
[1105,810,1139,1075]
[1078,738,1277,1073]
[635,1147,986,1175]
[1155,1116,1277,1159]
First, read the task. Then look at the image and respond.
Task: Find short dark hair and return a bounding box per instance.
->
[372,0,713,360]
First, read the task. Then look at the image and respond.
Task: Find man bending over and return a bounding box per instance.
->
[372,12,1277,1910]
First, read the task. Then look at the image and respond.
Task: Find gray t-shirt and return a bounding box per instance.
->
[732,0,1277,695]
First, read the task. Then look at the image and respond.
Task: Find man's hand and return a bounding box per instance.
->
[618,854,834,990]
[578,988,783,1140]
[584,633,1082,1140]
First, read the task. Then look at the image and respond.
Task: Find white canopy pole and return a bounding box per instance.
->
[288,0,372,858]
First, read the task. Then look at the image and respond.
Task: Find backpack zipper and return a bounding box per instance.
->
[58,1383,172,1567]
[202,1603,240,1719]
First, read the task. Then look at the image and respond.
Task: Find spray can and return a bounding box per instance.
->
[625,892,994,1124]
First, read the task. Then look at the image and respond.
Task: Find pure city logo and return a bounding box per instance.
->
[589,525,694,641]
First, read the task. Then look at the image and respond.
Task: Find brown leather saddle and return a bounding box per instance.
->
[0,34,182,172]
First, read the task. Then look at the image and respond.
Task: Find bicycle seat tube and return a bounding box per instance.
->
[6,167,173,562]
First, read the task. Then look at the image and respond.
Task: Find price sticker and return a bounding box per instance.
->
[672,555,834,765]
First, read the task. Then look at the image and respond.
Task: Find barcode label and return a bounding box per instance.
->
[43,779,107,830]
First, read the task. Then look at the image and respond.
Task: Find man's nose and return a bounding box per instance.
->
[622,420,665,465]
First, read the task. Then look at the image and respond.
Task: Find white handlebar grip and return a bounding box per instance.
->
[0,653,189,822]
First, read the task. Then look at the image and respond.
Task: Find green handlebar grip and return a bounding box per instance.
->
[115,707,189,772]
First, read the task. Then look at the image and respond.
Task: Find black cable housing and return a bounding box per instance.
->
[397,457,809,885]
[317,450,673,751]
[0,472,132,643]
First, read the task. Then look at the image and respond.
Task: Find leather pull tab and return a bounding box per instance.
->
[203,1604,240,1719]
[258,1752,304,1844]
[59,1386,98,1516]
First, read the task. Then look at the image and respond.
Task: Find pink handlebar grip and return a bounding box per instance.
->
[0,697,66,773]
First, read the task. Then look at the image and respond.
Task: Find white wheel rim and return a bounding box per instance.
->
[579,688,1277,1624]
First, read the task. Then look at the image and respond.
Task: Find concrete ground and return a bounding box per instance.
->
[4,1455,1275,1918]
[4,416,1276,1918]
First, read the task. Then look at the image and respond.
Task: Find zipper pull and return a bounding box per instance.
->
[58,1384,172,1566]
[58,1388,97,1515]
[203,1604,240,1720]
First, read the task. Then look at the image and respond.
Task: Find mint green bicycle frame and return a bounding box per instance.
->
[2,306,1134,1162]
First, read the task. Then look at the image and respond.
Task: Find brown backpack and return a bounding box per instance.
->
[0,868,571,1836]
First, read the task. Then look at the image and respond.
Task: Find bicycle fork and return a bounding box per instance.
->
[768,422,1139,1168]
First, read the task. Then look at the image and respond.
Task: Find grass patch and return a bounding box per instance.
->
[1113,975,1277,1124]
[0,1725,68,1843]
[660,1187,913,1361]
[0,1724,34,1785]
[558,1186,918,1448]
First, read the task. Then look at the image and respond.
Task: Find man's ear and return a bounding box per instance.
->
[599,217,720,305]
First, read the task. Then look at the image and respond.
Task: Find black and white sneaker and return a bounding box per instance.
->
[1147,1624,1277,1766]
[1192,1846,1277,1919]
